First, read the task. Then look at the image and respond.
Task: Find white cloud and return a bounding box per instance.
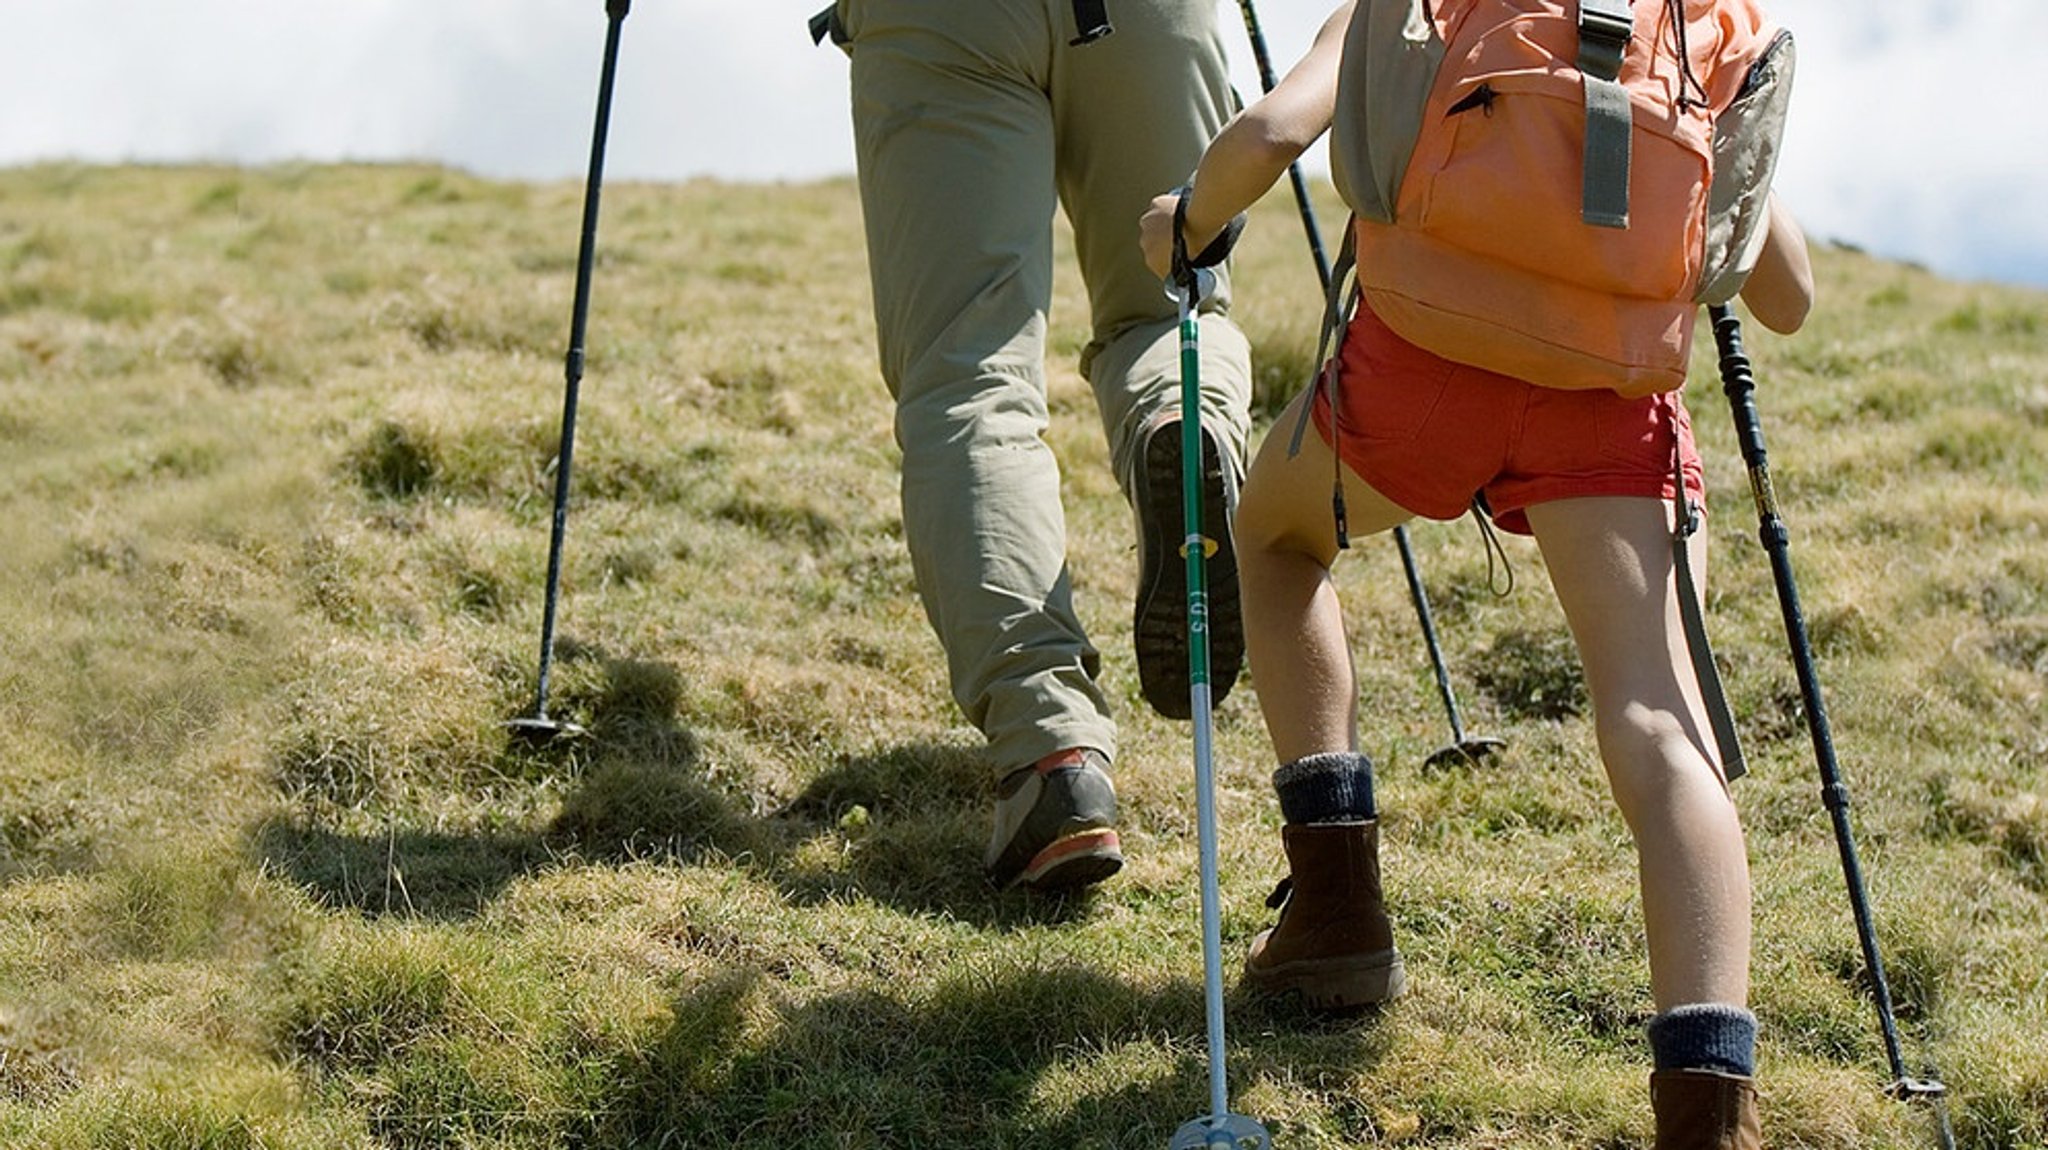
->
[0,1,855,179]
[1,0,2043,287]
[1767,0,2048,285]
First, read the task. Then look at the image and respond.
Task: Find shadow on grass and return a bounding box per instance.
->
[255,655,736,920]
[285,942,1395,1150]
[252,821,549,920]
[563,962,1383,1150]
[255,658,1103,928]
[256,656,1403,1146]
[770,742,1108,929]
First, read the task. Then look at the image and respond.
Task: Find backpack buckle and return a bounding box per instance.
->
[1576,0,1633,81]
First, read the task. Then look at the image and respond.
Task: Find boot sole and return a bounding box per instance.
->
[1245,947,1407,1010]
[1133,421,1242,721]
[1010,829,1123,892]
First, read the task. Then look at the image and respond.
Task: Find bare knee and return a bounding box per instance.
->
[1596,701,1729,823]
[1235,467,1339,570]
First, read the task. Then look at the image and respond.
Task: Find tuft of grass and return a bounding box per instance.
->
[349,420,441,499]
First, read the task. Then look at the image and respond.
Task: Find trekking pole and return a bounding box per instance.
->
[509,0,632,744]
[1233,0,1502,768]
[1394,527,1506,766]
[1233,0,1335,289]
[1708,305,1956,1149]
[1167,199,1269,1150]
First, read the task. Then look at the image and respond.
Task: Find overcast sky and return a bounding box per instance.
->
[4,0,2045,289]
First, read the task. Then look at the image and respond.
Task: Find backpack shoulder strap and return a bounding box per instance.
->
[1332,0,1451,225]
[1289,223,1363,549]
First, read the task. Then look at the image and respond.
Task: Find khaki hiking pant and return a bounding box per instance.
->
[836,0,1255,775]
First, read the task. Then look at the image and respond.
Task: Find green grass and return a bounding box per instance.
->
[1,162,2044,1148]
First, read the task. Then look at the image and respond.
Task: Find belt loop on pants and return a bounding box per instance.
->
[1071,0,1114,45]
[807,4,848,47]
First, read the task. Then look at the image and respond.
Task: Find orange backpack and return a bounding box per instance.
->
[1328,0,1794,395]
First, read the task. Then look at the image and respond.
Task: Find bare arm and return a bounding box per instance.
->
[1140,2,1354,279]
[1738,192,1814,334]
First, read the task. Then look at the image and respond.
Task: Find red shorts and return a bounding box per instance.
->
[1311,302,1704,536]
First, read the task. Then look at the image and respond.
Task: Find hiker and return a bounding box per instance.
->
[1140,0,1813,1145]
[813,0,1256,891]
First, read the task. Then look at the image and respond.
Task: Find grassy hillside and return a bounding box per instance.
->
[0,162,2042,1149]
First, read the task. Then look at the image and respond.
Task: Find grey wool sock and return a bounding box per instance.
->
[1646,1003,1758,1077]
[1272,751,1377,824]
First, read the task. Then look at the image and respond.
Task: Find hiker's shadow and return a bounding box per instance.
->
[252,650,1085,926]
[535,669,1092,926]
[254,654,746,920]
[526,653,1087,930]
[541,725,1109,928]
[574,962,1372,1147]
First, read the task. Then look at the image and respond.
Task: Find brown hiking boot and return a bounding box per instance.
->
[1243,821,1406,1009]
[1649,1069,1762,1150]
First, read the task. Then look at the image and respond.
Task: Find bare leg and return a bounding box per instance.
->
[1235,392,1412,764]
[1525,496,1751,1009]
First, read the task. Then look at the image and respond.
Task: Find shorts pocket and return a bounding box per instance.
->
[1592,392,1678,473]
[1342,358,1456,446]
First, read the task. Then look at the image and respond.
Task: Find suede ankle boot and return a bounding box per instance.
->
[1649,1069,1762,1150]
[1243,820,1405,1009]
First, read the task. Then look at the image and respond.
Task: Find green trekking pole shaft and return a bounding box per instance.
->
[1166,199,1267,1150]
[1177,274,1229,1125]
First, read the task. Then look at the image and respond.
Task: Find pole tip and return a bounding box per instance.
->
[1170,1114,1271,1149]
[507,715,587,744]
[1424,736,1508,769]
[1888,1076,1947,1101]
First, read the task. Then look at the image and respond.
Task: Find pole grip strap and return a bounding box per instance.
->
[1672,409,1747,782]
